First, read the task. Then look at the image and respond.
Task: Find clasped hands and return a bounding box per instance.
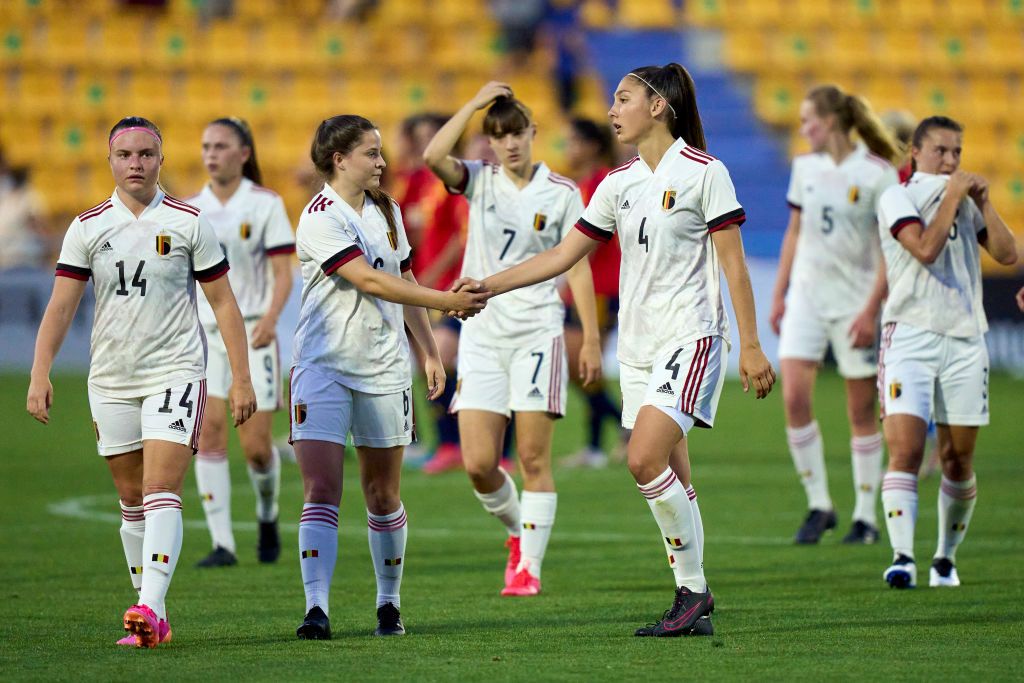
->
[444,277,493,319]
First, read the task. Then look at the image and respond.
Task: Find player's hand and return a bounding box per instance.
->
[847,307,878,349]
[968,173,989,209]
[947,170,974,201]
[739,345,776,399]
[578,338,603,387]
[1016,285,1024,313]
[228,379,258,427]
[250,315,277,349]
[26,374,53,424]
[769,294,785,336]
[423,355,447,401]
[470,81,513,110]
[443,287,488,320]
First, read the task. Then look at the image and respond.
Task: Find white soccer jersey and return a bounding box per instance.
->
[188,178,295,326]
[876,172,988,338]
[576,138,745,366]
[786,144,898,318]
[56,190,228,398]
[449,160,584,347]
[292,183,414,394]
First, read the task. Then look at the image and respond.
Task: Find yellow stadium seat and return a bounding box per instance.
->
[742,0,785,28]
[38,16,94,67]
[966,77,1012,125]
[893,0,939,27]
[834,0,887,27]
[769,32,822,75]
[791,0,833,29]
[204,20,253,70]
[146,22,203,70]
[579,0,614,29]
[683,0,740,28]
[877,30,926,73]
[913,77,968,122]
[829,30,876,74]
[992,0,1024,24]
[618,0,678,29]
[923,31,983,75]
[313,22,368,70]
[15,68,65,117]
[722,28,765,74]
[948,0,992,27]
[981,29,1024,74]
[753,77,804,126]
[374,0,428,27]
[0,22,33,68]
[863,74,912,112]
[94,14,151,70]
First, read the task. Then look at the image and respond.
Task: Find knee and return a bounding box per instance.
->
[119,493,144,508]
[516,447,549,481]
[939,442,973,480]
[141,483,178,498]
[847,400,877,431]
[626,449,661,485]
[303,478,341,506]
[782,387,812,424]
[241,439,273,469]
[363,479,400,514]
[464,456,499,487]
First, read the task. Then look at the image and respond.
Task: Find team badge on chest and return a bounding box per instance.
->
[240,222,252,239]
[155,235,172,255]
[386,227,398,250]
[532,213,547,231]
[662,190,676,210]
[848,186,860,203]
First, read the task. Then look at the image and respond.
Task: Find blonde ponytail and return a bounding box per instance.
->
[807,85,904,165]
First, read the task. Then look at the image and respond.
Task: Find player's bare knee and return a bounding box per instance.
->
[938,442,973,480]
[516,448,549,481]
[303,479,341,506]
[465,458,501,487]
[141,483,180,498]
[241,440,273,469]
[782,389,812,425]
[363,484,401,516]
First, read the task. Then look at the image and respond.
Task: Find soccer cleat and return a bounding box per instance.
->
[501,568,541,596]
[794,509,838,544]
[504,535,522,587]
[117,619,172,646]
[929,557,961,587]
[841,520,880,544]
[258,520,281,564]
[195,546,238,568]
[883,554,917,589]
[296,606,331,640]
[373,602,406,636]
[634,586,714,637]
[421,443,463,474]
[123,604,162,649]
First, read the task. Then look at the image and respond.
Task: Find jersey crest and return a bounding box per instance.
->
[387,227,398,250]
[848,186,860,204]
[661,190,676,210]
[240,222,252,239]
[156,235,172,255]
[532,213,547,231]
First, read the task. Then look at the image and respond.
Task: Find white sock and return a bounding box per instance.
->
[195,450,236,553]
[139,493,183,622]
[851,433,884,526]
[473,469,521,537]
[685,485,704,569]
[119,501,145,594]
[367,504,408,608]
[936,475,977,562]
[247,446,281,523]
[519,491,557,579]
[299,503,339,615]
[787,421,832,510]
[638,467,705,592]
[881,472,918,560]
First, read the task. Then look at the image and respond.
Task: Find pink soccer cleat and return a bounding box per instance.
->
[421,444,464,474]
[504,535,521,587]
[501,568,541,597]
[122,604,164,648]
[118,618,172,647]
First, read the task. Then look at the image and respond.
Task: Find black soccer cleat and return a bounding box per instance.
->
[794,509,838,544]
[634,586,714,637]
[842,520,880,545]
[374,602,405,636]
[296,606,331,640]
[258,519,281,563]
[883,554,917,589]
[195,546,238,568]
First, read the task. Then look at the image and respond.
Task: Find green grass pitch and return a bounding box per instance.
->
[1,370,1022,681]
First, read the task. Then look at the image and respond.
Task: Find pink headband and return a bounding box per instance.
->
[109,126,162,149]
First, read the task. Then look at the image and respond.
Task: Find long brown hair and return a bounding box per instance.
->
[627,63,706,151]
[209,117,262,184]
[310,115,398,236]
[807,85,904,164]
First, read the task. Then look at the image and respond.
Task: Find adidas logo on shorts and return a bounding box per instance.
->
[528,387,543,398]
[168,419,187,433]
[655,382,674,395]
[487,204,497,212]
[620,200,630,210]
[99,241,114,252]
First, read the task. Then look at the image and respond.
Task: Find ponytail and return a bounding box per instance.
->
[627,62,706,151]
[807,85,904,165]
[209,117,263,185]
[366,188,399,240]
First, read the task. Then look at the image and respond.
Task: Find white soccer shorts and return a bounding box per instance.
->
[289,365,413,448]
[204,321,281,412]
[779,287,878,379]
[878,322,989,426]
[88,380,207,456]
[620,336,728,433]
[451,331,568,418]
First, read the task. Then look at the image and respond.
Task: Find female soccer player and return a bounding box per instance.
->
[875,116,1017,588]
[188,117,294,568]
[26,116,257,648]
[291,115,487,640]
[466,63,775,635]
[769,86,902,545]
[422,83,603,597]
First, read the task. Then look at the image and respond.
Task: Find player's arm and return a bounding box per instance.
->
[564,256,602,386]
[423,81,512,187]
[336,255,486,317]
[250,253,294,348]
[712,227,776,399]
[894,171,973,265]
[480,228,597,297]
[400,269,447,400]
[27,276,87,424]
[201,276,257,426]
[769,207,800,335]
[970,176,1019,266]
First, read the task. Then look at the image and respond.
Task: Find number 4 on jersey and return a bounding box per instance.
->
[115,260,147,296]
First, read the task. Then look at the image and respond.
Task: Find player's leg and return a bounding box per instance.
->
[291,367,350,639]
[194,338,236,566]
[421,319,463,473]
[506,411,556,594]
[843,377,884,543]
